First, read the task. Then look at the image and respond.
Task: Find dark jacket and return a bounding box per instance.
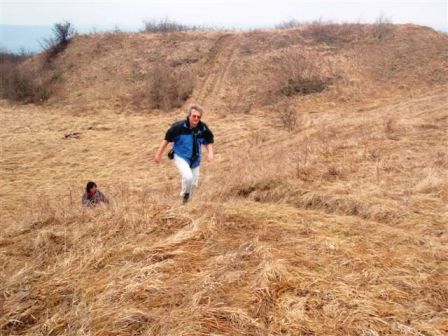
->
[164,119,214,168]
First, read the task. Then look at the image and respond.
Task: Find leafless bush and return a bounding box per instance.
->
[239,37,257,55]
[0,48,32,63]
[372,14,393,40]
[274,49,334,97]
[0,63,50,103]
[302,21,340,44]
[42,21,75,61]
[238,31,267,55]
[278,104,299,131]
[302,21,363,44]
[0,49,51,103]
[136,62,195,110]
[275,19,304,30]
[142,18,211,33]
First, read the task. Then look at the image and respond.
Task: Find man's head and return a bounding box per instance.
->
[86,181,97,193]
[187,104,203,128]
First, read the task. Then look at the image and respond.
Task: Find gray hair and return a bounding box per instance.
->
[188,104,203,116]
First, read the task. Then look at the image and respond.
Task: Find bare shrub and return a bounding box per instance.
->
[372,14,393,40]
[137,62,195,110]
[0,48,32,63]
[142,18,212,33]
[302,21,363,45]
[239,31,266,55]
[273,49,334,98]
[0,64,50,103]
[282,77,328,96]
[275,19,304,30]
[239,37,257,55]
[143,18,189,32]
[278,104,299,131]
[42,21,76,61]
[302,21,340,44]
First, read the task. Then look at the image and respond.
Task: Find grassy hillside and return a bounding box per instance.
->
[1,24,447,335]
[6,23,447,110]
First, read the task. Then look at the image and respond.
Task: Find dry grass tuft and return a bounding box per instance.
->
[278,103,300,131]
[413,168,447,194]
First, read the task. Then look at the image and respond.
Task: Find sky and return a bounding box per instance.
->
[1,0,447,51]
[1,0,447,27]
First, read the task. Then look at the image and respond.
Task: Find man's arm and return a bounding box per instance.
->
[154,140,170,163]
[205,143,214,162]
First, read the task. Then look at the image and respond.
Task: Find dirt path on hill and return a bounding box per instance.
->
[194,34,239,106]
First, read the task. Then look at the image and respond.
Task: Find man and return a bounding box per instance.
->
[154,104,214,203]
[82,181,109,207]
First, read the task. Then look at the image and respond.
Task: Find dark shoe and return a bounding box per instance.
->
[182,193,190,204]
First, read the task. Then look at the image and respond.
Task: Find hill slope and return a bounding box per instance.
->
[22,23,448,112]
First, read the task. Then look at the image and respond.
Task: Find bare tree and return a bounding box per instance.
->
[42,21,76,60]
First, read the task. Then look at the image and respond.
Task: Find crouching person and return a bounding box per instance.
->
[82,181,109,207]
[154,104,214,203]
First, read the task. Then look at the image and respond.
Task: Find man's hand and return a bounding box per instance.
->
[205,144,214,163]
[206,152,214,162]
[154,140,169,164]
[154,153,162,163]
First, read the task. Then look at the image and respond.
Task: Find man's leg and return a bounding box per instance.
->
[189,166,200,199]
[173,155,194,198]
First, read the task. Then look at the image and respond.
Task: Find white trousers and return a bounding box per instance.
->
[173,154,200,197]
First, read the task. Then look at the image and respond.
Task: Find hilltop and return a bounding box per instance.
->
[1,24,447,335]
[7,23,447,111]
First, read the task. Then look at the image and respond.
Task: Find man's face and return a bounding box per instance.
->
[188,110,202,127]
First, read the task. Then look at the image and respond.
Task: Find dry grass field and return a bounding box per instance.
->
[1,24,447,335]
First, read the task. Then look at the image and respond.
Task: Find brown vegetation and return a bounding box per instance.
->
[275,48,335,97]
[142,18,213,33]
[0,60,51,103]
[42,21,76,63]
[4,22,443,111]
[1,23,447,335]
[133,61,195,110]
